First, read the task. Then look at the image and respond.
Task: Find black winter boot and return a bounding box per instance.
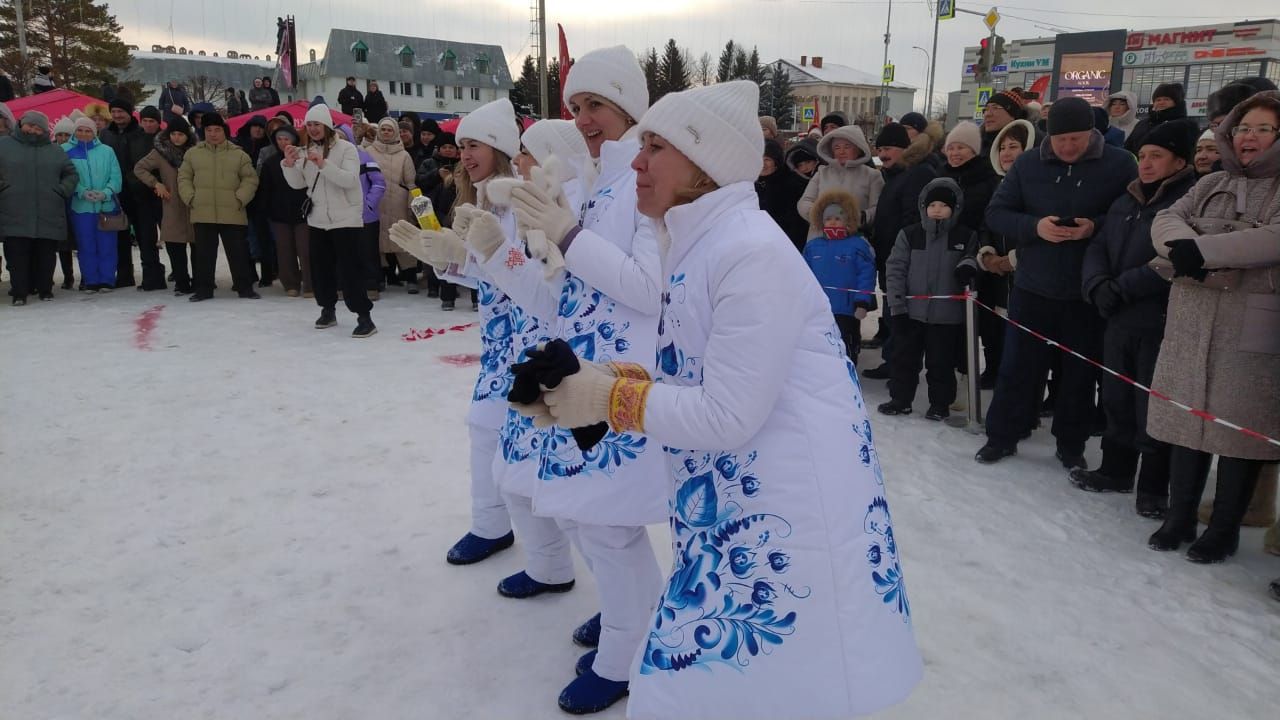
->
[315,308,337,329]
[352,314,377,338]
[1070,440,1138,492]
[975,443,1016,464]
[1135,446,1172,519]
[1149,446,1212,552]
[1186,457,1263,564]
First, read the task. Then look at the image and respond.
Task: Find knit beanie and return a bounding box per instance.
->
[759,115,778,136]
[899,112,928,134]
[874,123,911,149]
[273,124,300,145]
[201,111,227,130]
[1141,118,1199,163]
[636,80,764,187]
[456,98,520,158]
[275,110,295,125]
[73,117,97,134]
[139,105,162,122]
[52,116,75,136]
[108,97,135,114]
[421,118,442,134]
[924,183,958,209]
[562,45,649,124]
[521,118,589,174]
[166,115,192,137]
[435,132,457,149]
[985,89,1025,119]
[1152,82,1185,106]
[19,111,50,134]
[1198,128,1215,144]
[820,111,847,129]
[1048,97,1094,136]
[303,103,333,129]
[944,121,982,156]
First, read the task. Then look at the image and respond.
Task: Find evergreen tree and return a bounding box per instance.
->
[548,58,563,118]
[764,61,797,128]
[510,55,538,115]
[657,39,690,100]
[716,41,737,83]
[731,48,751,81]
[746,47,768,86]
[0,0,135,97]
[641,48,660,105]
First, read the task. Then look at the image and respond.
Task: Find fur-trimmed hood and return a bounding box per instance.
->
[988,119,1037,176]
[900,128,938,170]
[816,125,873,167]
[808,188,862,233]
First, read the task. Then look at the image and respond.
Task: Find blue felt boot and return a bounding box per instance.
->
[572,612,601,647]
[575,649,597,677]
[557,668,629,714]
[496,570,576,599]
[445,531,514,565]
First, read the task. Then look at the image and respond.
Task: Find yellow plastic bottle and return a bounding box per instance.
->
[409,188,442,231]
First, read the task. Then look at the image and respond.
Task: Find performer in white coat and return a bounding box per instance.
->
[389,99,520,567]
[526,81,923,719]
[466,46,668,714]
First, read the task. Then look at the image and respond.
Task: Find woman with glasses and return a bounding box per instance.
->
[1147,91,1280,564]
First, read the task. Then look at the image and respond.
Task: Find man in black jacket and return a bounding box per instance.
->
[338,77,365,116]
[101,99,163,288]
[976,97,1138,468]
[1069,118,1199,517]
[863,123,939,378]
[1124,82,1187,155]
[364,81,389,123]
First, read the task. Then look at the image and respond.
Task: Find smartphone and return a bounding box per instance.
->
[353,108,365,125]
[1053,217,1078,228]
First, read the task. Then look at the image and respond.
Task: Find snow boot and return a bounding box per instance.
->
[446,531,514,565]
[975,443,1016,465]
[497,570,575,599]
[1186,458,1262,564]
[573,613,602,647]
[1201,464,1278,528]
[925,405,949,421]
[1135,448,1170,519]
[558,669,629,715]
[877,400,912,416]
[1055,442,1087,471]
[352,314,377,338]
[1070,468,1133,493]
[863,363,891,380]
[1136,494,1168,520]
[1070,442,1136,492]
[1149,447,1212,552]
[314,308,337,329]
[441,299,456,311]
[575,649,597,677]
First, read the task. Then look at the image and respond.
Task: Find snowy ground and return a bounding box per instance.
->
[3,256,1278,720]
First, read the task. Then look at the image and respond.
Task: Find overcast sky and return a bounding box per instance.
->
[109,0,1277,107]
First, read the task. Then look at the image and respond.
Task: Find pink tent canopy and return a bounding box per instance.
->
[225,101,353,134]
[3,89,104,122]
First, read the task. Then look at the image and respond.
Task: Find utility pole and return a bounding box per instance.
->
[535,0,549,117]
[878,0,893,132]
[14,0,30,91]
[927,3,941,118]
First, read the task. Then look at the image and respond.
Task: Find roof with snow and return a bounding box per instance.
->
[298,29,513,90]
[775,59,914,90]
[122,52,277,92]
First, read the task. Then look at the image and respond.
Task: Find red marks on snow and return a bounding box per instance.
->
[134,305,165,350]
[439,353,482,367]
[400,323,478,342]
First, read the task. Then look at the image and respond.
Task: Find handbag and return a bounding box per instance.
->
[298,169,321,224]
[1149,177,1280,290]
[97,200,130,232]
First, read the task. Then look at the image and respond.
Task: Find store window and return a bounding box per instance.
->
[1120,65,1186,108]
[1268,60,1280,86]
[1186,61,1264,103]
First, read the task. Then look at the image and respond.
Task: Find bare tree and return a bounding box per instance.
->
[186,74,226,106]
[693,52,713,86]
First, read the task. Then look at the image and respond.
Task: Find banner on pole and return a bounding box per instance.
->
[557,24,573,120]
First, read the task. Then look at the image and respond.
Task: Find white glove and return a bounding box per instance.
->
[543,361,618,429]
[452,203,484,242]
[464,210,506,262]
[525,230,565,281]
[511,178,577,250]
[388,220,431,263]
[422,228,468,270]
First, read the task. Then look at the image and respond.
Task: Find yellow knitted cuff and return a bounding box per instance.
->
[608,378,652,433]
[607,362,652,381]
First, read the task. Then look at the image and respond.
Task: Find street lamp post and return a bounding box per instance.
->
[912,46,930,113]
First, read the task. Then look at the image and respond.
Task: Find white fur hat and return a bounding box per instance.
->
[521,119,588,179]
[562,45,649,123]
[456,98,520,159]
[304,103,334,129]
[636,80,764,187]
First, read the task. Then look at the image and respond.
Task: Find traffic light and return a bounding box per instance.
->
[976,37,992,77]
[993,36,1007,67]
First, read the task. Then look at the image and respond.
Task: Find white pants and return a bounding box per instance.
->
[558,520,662,682]
[468,424,512,539]
[503,492,575,584]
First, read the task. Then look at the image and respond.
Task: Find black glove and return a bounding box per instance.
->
[1164,239,1208,282]
[954,263,979,287]
[1089,279,1124,319]
[508,339,609,451]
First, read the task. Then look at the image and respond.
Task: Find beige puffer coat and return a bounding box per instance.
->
[1148,92,1280,461]
[797,125,884,237]
[364,137,417,253]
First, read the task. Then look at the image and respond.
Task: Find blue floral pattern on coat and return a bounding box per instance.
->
[656,273,702,382]
[499,306,547,465]
[864,496,910,620]
[640,449,811,675]
[472,280,515,404]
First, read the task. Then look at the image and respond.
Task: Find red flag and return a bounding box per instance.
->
[558,24,573,119]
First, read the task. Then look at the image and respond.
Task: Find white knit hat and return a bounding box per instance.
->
[52,116,75,136]
[521,119,588,177]
[562,45,648,124]
[1198,128,1215,143]
[636,80,764,187]
[73,117,97,134]
[304,103,334,129]
[945,121,982,157]
[456,98,520,159]
[377,117,398,132]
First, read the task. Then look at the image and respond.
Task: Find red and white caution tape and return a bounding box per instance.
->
[401,323,478,342]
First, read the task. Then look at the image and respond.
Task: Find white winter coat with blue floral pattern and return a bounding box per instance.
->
[625,183,922,720]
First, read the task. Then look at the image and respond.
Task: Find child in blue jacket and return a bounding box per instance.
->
[802,190,877,366]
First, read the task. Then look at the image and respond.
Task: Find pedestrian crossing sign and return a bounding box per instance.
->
[975,86,993,117]
[802,103,816,121]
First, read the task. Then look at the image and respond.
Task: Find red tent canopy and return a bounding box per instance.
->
[3,88,104,122]
[226,101,353,134]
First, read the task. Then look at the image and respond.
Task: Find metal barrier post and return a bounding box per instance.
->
[947,288,985,433]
